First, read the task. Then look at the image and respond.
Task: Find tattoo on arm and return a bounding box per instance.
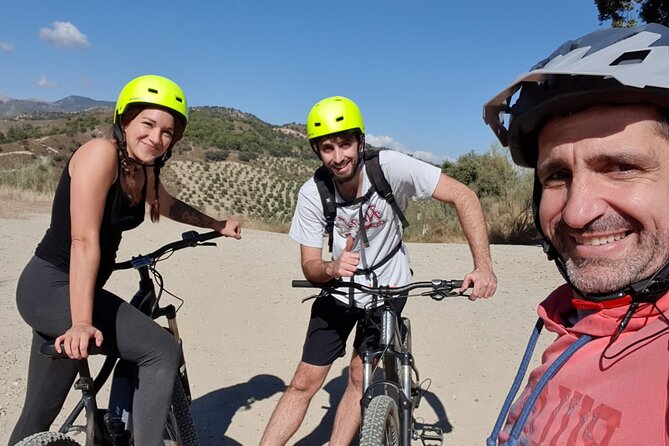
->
[168,200,216,227]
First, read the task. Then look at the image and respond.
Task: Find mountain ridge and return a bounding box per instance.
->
[0,95,114,118]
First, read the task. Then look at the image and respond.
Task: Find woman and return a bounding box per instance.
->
[9,75,241,445]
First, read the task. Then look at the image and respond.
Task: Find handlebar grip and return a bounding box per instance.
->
[39,341,105,359]
[188,230,223,242]
[452,280,465,289]
[114,260,133,271]
[292,280,319,288]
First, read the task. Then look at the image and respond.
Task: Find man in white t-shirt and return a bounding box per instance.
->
[260,96,497,446]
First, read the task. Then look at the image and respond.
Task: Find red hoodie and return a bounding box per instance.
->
[498,285,669,446]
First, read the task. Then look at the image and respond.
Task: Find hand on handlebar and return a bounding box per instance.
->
[327,235,360,278]
[54,322,104,360]
[214,219,242,239]
[461,267,497,300]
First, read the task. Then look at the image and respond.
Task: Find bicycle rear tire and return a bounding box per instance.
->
[13,432,80,446]
[163,378,199,446]
[360,395,400,446]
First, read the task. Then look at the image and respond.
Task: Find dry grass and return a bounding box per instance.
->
[0,186,52,219]
[0,156,535,244]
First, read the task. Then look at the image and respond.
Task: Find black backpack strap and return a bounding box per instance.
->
[364,150,410,228]
[348,239,404,308]
[314,166,337,252]
[354,240,403,277]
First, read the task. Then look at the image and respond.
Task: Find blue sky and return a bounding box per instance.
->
[1,1,607,162]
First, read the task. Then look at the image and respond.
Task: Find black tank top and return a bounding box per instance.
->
[35,158,146,287]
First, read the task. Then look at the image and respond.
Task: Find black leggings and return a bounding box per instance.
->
[9,256,180,446]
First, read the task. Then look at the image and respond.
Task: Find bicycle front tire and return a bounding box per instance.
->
[13,432,80,446]
[360,395,401,446]
[163,378,199,446]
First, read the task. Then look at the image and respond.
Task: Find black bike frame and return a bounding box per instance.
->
[293,279,464,446]
[39,230,221,445]
[360,301,415,446]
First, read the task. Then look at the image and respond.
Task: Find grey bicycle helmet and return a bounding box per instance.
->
[483,23,669,168]
[483,23,669,305]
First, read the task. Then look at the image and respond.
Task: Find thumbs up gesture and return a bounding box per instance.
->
[344,233,355,252]
[327,234,360,279]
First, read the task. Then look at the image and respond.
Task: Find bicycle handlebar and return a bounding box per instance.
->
[292,279,467,300]
[114,230,222,270]
[39,342,106,359]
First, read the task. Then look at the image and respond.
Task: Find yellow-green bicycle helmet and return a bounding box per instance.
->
[114,74,188,127]
[307,96,365,141]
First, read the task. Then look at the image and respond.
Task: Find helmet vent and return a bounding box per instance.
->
[148,88,158,94]
[175,97,183,103]
[336,116,344,122]
[610,49,650,66]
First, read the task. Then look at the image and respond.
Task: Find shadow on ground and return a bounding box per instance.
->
[295,367,452,446]
[190,367,452,445]
[191,374,285,445]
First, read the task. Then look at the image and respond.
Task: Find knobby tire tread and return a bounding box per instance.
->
[164,378,199,446]
[360,395,400,446]
[13,432,80,446]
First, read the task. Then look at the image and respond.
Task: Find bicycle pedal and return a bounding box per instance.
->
[418,425,443,446]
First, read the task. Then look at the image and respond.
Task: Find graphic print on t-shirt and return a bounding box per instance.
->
[334,203,388,240]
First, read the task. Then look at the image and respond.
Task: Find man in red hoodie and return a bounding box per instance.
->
[483,24,669,445]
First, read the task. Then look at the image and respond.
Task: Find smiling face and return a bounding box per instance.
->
[317,132,361,184]
[537,104,669,294]
[123,108,176,165]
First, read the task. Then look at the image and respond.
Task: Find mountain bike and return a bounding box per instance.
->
[15,230,223,446]
[293,279,467,446]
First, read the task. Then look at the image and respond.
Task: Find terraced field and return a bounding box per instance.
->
[167,156,319,227]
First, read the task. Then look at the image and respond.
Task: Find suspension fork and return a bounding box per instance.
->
[131,265,192,401]
[397,349,414,446]
[361,350,380,413]
[362,347,414,445]
[153,303,191,402]
[383,304,415,444]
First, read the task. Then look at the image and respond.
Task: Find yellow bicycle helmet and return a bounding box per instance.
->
[114,74,188,127]
[307,96,365,141]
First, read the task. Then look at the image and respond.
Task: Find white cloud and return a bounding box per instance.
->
[37,75,58,89]
[39,21,90,48]
[366,134,407,152]
[366,133,450,165]
[410,150,452,165]
[0,41,15,51]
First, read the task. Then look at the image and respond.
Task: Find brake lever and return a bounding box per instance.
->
[424,288,467,300]
[301,289,329,303]
[431,291,448,301]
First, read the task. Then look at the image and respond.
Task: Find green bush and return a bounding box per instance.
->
[205,149,229,161]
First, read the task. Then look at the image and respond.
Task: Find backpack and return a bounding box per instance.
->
[313,149,410,252]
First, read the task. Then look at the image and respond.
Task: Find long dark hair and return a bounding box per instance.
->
[113,105,186,222]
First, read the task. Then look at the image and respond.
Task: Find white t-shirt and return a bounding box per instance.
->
[289,150,441,308]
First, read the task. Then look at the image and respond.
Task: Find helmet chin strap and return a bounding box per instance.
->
[541,237,669,309]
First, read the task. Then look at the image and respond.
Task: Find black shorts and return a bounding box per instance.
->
[301,293,407,366]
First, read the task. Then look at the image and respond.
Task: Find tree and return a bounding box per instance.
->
[441,145,517,199]
[595,0,669,27]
